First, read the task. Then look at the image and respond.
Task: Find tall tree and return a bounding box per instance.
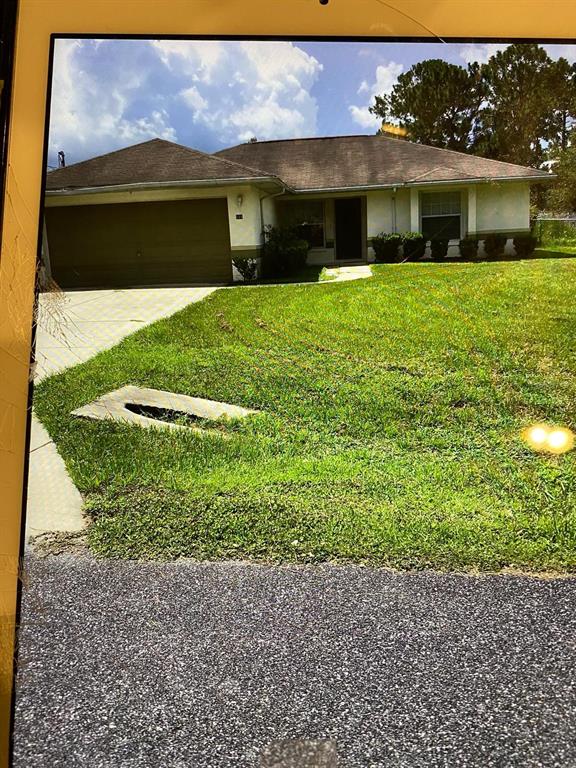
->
[545,143,576,213]
[369,59,484,151]
[545,57,576,153]
[473,44,556,166]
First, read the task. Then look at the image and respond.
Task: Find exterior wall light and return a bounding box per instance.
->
[237,194,243,207]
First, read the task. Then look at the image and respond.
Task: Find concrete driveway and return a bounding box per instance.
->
[34,286,216,381]
[27,286,216,538]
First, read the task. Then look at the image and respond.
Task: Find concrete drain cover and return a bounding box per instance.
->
[71,385,257,433]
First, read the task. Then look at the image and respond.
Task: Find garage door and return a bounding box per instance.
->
[45,198,232,288]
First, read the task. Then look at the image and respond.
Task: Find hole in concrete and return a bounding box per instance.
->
[71,385,259,433]
[124,403,203,427]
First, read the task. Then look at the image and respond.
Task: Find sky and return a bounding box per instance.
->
[48,39,576,168]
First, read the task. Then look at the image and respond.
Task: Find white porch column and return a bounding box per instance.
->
[467,186,477,235]
[409,187,419,232]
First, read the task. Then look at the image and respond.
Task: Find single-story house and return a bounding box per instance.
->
[43,135,551,288]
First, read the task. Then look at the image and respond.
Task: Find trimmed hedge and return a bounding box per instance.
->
[261,225,309,278]
[483,234,507,259]
[402,232,426,261]
[513,234,538,258]
[430,239,449,261]
[372,233,402,263]
[459,237,479,259]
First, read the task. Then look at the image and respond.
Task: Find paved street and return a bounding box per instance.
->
[13,554,576,768]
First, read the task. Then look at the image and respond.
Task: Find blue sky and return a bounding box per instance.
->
[48,39,576,168]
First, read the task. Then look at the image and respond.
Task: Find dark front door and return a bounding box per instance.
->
[335,197,363,261]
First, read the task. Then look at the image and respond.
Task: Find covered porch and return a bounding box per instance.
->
[264,181,530,265]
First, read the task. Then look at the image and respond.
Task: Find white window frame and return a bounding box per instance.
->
[420,190,463,241]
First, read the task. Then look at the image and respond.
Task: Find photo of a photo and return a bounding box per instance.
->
[13,35,576,766]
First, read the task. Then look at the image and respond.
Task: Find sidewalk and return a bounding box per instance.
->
[27,286,216,539]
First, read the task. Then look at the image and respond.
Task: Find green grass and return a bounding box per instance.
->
[35,258,576,571]
[535,220,576,248]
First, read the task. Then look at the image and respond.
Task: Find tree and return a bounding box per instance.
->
[369,59,484,151]
[545,57,576,153]
[472,44,557,167]
[545,144,576,213]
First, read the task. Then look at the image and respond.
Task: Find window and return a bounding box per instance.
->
[420,191,462,241]
[277,200,325,248]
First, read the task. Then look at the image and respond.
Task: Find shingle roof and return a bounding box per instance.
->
[46,134,551,194]
[216,134,550,191]
[46,138,274,190]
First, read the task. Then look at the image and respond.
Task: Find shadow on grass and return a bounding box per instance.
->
[241,266,327,286]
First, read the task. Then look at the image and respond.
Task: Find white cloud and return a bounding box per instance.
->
[349,105,381,130]
[459,43,509,65]
[49,39,177,164]
[180,86,208,117]
[349,61,403,130]
[153,40,322,144]
[151,40,225,84]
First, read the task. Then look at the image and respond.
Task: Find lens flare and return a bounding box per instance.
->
[528,426,548,445]
[547,428,574,454]
[522,424,574,454]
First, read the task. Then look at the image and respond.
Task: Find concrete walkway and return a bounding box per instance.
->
[27,286,216,539]
[323,264,372,282]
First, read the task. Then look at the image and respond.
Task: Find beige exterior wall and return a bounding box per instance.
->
[476,181,531,236]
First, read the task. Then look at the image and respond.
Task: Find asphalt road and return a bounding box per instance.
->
[12,554,576,767]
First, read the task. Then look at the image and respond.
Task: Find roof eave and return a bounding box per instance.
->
[46,176,287,195]
[292,174,554,194]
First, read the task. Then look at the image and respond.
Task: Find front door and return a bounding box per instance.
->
[335,197,363,262]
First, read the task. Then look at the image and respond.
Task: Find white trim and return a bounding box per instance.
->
[46,176,286,196]
[293,175,553,194]
[46,174,552,199]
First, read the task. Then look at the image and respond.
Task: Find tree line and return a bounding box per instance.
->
[369,43,576,212]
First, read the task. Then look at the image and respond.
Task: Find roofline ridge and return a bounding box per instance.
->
[216,133,390,152]
[47,137,172,174]
[217,133,547,175]
[161,138,275,178]
[402,137,547,174]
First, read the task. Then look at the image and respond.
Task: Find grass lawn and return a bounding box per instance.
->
[34,257,576,571]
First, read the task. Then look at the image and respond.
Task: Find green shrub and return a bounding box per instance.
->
[535,219,576,246]
[430,239,449,261]
[483,233,507,259]
[513,234,538,258]
[459,237,479,259]
[372,233,402,263]
[232,256,258,282]
[401,232,426,261]
[261,226,309,278]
